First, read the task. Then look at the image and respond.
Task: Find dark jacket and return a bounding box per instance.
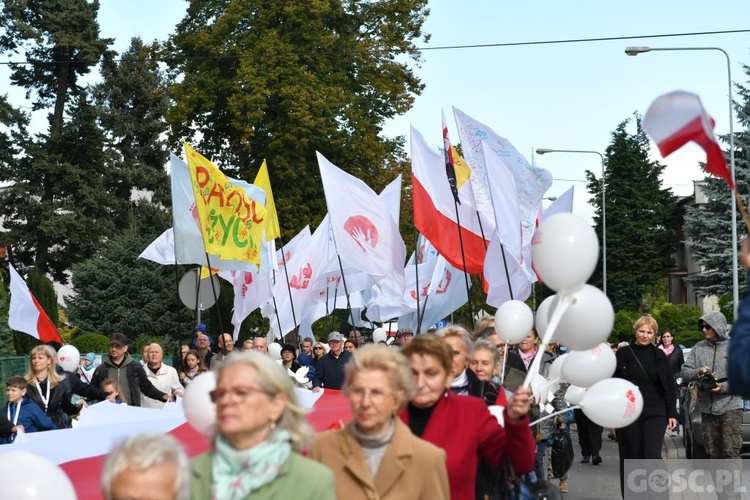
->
[56,365,110,401]
[25,376,79,429]
[90,352,168,407]
[466,368,500,406]
[730,273,750,398]
[312,351,352,390]
[659,344,685,382]
[0,396,57,443]
[615,343,678,419]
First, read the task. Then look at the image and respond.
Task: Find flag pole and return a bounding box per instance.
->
[734,190,750,233]
[330,278,340,332]
[204,253,227,356]
[269,269,285,343]
[414,229,421,332]
[451,200,475,322]
[336,255,357,329]
[277,238,300,339]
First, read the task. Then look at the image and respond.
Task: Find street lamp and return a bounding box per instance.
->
[625,45,739,319]
[536,148,607,297]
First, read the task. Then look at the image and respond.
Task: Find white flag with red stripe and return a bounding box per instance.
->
[643,90,733,188]
[8,263,62,344]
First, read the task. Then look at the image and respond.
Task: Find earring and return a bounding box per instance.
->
[270,421,277,430]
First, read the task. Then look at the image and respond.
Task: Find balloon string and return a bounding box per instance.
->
[529,406,580,427]
[500,344,508,384]
[523,295,574,388]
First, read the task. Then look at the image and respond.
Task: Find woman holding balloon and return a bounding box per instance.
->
[613,315,677,497]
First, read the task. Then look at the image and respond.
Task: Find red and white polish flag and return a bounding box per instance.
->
[8,263,63,345]
[643,90,734,189]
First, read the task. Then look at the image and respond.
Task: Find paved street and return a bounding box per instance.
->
[556,429,684,499]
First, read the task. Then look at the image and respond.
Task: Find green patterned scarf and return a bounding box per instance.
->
[211,430,292,500]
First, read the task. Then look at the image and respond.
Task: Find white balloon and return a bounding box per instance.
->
[183,371,217,435]
[372,328,387,343]
[564,385,587,405]
[57,345,80,373]
[529,373,549,405]
[0,451,76,499]
[268,343,282,360]
[561,343,616,388]
[531,213,599,293]
[580,378,644,428]
[494,300,534,344]
[547,353,568,384]
[553,285,614,351]
[534,295,556,340]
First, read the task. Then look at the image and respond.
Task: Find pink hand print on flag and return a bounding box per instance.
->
[290,264,312,290]
[344,215,379,252]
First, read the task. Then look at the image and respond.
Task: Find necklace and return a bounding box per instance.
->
[35,378,50,412]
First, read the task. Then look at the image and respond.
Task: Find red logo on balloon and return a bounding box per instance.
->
[626,390,636,403]
[344,215,378,252]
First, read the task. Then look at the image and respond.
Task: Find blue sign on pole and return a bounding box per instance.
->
[433,320,447,330]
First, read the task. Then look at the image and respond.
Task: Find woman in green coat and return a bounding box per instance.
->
[191,351,335,500]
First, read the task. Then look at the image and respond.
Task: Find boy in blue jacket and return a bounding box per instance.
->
[1,376,57,444]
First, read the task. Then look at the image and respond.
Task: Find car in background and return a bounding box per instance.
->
[681,381,750,458]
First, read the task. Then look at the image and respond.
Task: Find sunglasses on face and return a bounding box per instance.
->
[314,347,324,351]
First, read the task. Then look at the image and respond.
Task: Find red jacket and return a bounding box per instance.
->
[399,392,535,500]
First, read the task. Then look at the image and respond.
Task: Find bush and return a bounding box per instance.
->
[70,333,110,353]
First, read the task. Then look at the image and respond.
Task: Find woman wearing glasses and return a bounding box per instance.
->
[309,345,449,499]
[190,351,335,499]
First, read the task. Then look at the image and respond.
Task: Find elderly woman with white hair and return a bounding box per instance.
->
[438,325,498,404]
[102,433,190,500]
[190,351,335,499]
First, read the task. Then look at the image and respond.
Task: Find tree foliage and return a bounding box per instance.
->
[65,212,185,340]
[683,64,750,300]
[163,0,429,240]
[587,116,679,311]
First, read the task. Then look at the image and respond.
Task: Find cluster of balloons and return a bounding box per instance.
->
[494,213,644,429]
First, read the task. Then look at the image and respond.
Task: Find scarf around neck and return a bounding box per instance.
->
[659,344,675,356]
[211,430,291,500]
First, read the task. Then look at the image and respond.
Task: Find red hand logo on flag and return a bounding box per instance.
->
[290,264,312,290]
[435,269,452,294]
[344,215,378,252]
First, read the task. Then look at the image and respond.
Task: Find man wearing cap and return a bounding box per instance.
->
[681,311,743,458]
[90,333,173,407]
[190,323,215,349]
[396,328,414,346]
[312,332,352,392]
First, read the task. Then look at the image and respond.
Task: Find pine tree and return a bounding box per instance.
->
[587,115,679,311]
[682,64,750,302]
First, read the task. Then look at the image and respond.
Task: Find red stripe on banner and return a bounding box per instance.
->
[412,175,488,275]
[30,292,62,344]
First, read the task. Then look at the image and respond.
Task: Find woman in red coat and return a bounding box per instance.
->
[400,333,536,499]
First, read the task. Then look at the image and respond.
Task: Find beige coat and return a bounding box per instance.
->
[308,418,449,500]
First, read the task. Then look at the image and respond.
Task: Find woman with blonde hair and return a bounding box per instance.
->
[613,314,677,497]
[310,345,449,499]
[25,345,81,428]
[190,351,335,499]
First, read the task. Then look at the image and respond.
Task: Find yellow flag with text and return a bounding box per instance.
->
[253,160,280,241]
[184,142,267,265]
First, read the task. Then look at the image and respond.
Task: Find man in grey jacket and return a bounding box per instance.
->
[681,311,743,458]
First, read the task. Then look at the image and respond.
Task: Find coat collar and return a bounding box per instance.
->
[340,418,414,497]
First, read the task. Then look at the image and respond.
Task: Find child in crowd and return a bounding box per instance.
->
[101,379,128,405]
[1,376,57,444]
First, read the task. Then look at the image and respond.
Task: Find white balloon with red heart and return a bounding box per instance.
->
[579,378,644,428]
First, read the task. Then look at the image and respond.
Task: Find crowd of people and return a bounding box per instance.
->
[0,303,744,499]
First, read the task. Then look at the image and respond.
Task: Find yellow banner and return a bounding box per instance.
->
[253,160,280,241]
[184,143,267,265]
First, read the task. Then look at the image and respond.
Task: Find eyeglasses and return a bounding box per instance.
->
[700,324,713,331]
[348,387,394,403]
[209,386,266,404]
[313,347,324,351]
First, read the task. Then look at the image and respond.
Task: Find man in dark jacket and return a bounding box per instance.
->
[90,333,172,407]
[311,332,352,392]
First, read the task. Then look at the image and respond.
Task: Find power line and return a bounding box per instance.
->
[1,28,749,66]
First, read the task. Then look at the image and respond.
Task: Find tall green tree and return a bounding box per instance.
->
[65,212,184,339]
[0,0,114,278]
[163,0,429,239]
[683,64,750,300]
[587,115,679,311]
[93,37,172,224]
